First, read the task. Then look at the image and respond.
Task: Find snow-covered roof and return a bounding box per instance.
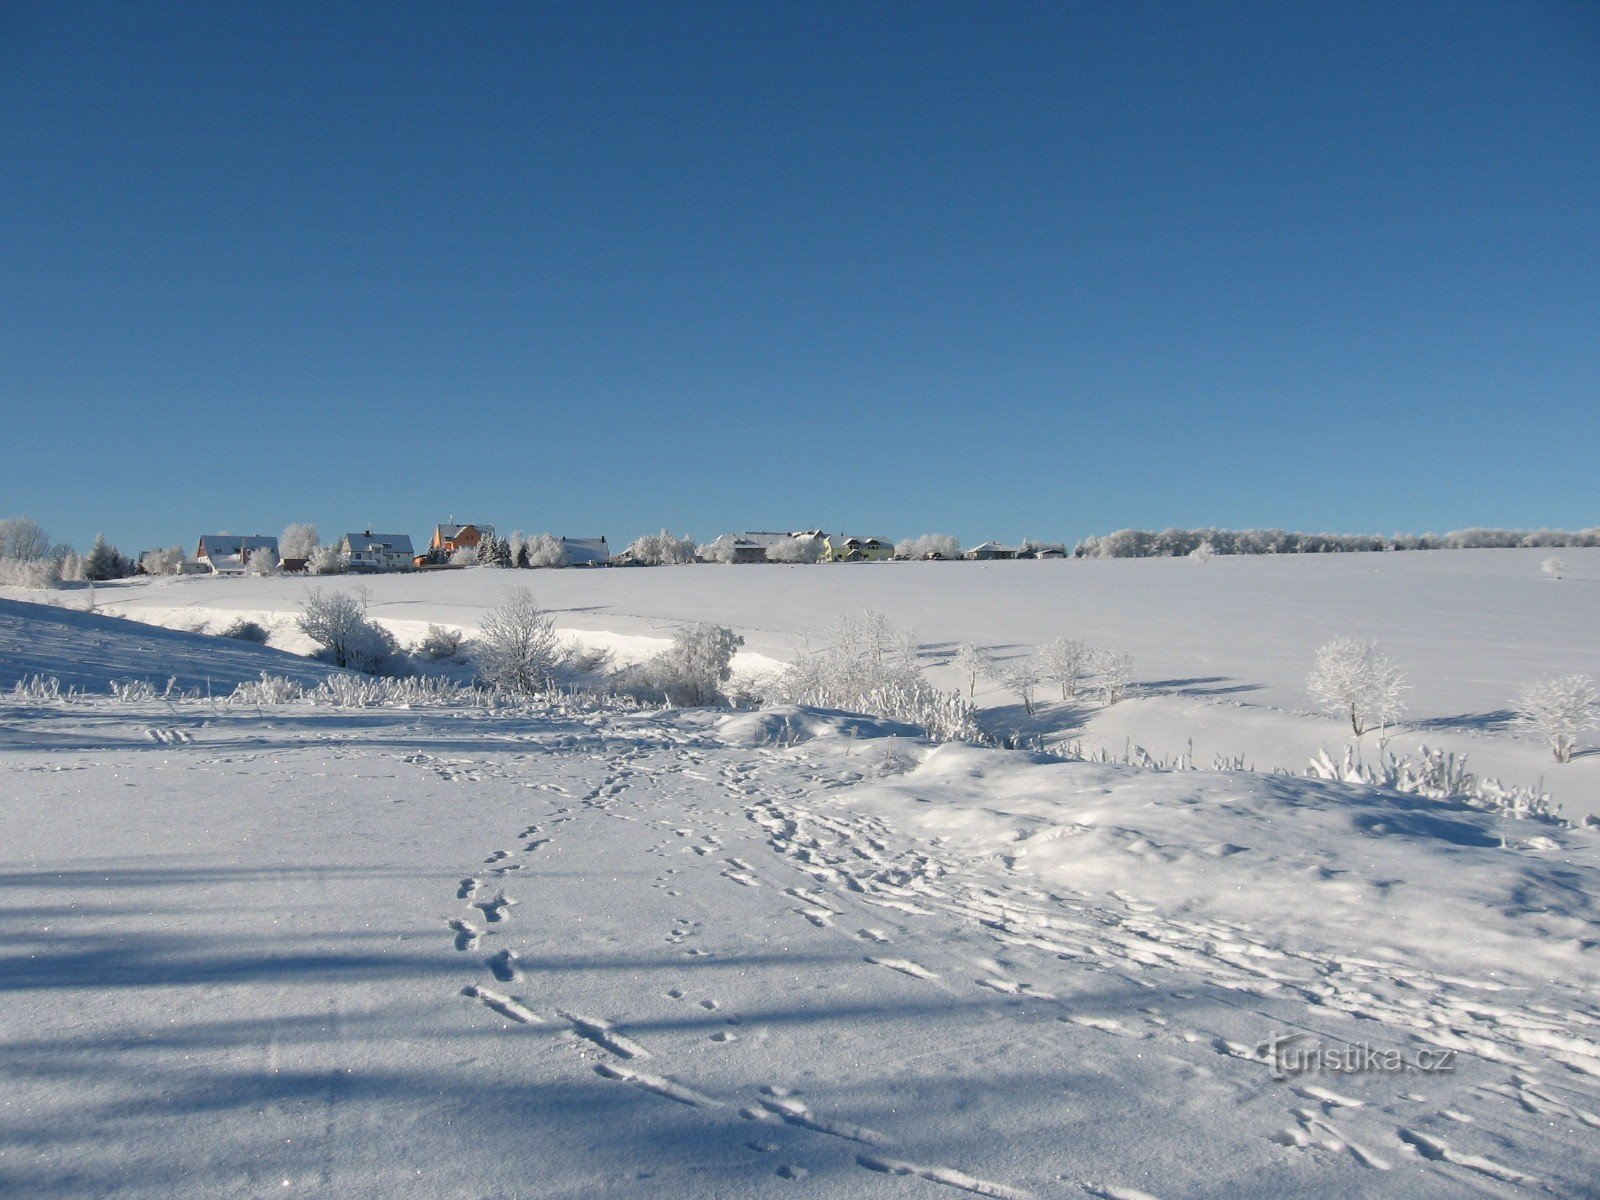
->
[343,532,415,555]
[966,541,1015,554]
[435,523,494,541]
[561,537,610,564]
[198,535,278,560]
[824,534,891,549]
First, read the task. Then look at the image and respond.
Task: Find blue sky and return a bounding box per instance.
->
[2,1,1596,554]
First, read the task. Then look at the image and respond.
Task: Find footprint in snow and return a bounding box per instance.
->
[487,948,520,982]
[449,919,481,952]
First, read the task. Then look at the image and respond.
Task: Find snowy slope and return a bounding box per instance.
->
[55,547,1600,818]
[3,694,1597,1199]
[0,596,340,693]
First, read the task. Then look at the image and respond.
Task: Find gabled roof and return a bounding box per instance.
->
[966,541,1015,554]
[198,534,278,559]
[435,523,494,541]
[824,534,891,549]
[561,536,610,564]
[343,532,415,555]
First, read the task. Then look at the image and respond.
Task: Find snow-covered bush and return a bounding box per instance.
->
[894,533,961,560]
[1307,637,1407,738]
[109,679,158,702]
[1189,540,1216,563]
[219,618,270,643]
[449,545,479,566]
[139,546,185,576]
[230,673,305,705]
[246,546,280,576]
[1307,745,1560,824]
[307,545,348,575]
[522,534,568,569]
[950,642,991,698]
[0,556,62,589]
[761,611,979,742]
[1040,637,1093,699]
[280,523,319,560]
[1514,675,1598,763]
[11,674,72,702]
[297,588,398,672]
[997,655,1040,714]
[418,623,467,661]
[767,535,823,564]
[629,623,745,706]
[470,589,562,695]
[623,529,698,565]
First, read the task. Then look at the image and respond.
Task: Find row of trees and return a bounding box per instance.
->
[1076,526,1600,559]
[0,518,137,587]
[952,639,1134,715]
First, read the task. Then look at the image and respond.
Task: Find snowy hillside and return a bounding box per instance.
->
[2,649,1597,1197]
[50,547,1600,818]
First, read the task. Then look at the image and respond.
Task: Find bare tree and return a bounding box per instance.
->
[1307,637,1407,738]
[1515,675,1598,763]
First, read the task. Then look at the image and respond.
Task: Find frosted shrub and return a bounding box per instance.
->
[1307,637,1407,738]
[418,624,466,661]
[1189,540,1216,563]
[231,673,305,705]
[470,588,562,695]
[449,545,480,566]
[219,618,270,643]
[762,611,980,742]
[894,533,961,560]
[0,556,62,589]
[631,623,745,706]
[1091,649,1135,705]
[297,588,398,672]
[1039,637,1093,699]
[247,546,280,576]
[109,679,158,702]
[139,547,185,576]
[1308,746,1560,824]
[623,529,697,565]
[12,674,69,702]
[1515,675,1598,763]
[522,534,568,569]
[699,535,740,564]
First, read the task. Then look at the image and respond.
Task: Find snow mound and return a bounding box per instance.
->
[0,596,340,693]
[713,704,923,746]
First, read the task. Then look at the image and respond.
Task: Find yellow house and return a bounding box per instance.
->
[821,534,894,563]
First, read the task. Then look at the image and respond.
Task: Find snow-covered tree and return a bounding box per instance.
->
[84,534,129,581]
[506,531,527,569]
[894,533,962,560]
[139,546,185,576]
[1039,637,1093,699]
[950,642,992,698]
[0,556,61,589]
[298,588,397,672]
[1189,540,1216,563]
[522,534,568,568]
[998,655,1040,714]
[699,535,740,564]
[418,624,466,661]
[1515,675,1598,763]
[639,623,745,706]
[767,534,823,564]
[470,589,562,694]
[623,529,697,565]
[247,546,280,576]
[0,517,52,561]
[1090,648,1135,705]
[1307,637,1407,738]
[449,544,479,566]
[307,545,347,575]
[280,524,319,560]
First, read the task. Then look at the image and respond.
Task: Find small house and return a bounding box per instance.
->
[1016,541,1067,559]
[821,535,894,563]
[964,541,1017,561]
[196,534,279,575]
[340,531,415,571]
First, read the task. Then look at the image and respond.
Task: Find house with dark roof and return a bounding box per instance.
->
[339,531,415,571]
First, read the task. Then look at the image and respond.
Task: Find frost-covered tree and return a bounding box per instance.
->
[1090,648,1135,705]
[1515,675,1598,763]
[246,546,280,576]
[506,531,527,569]
[471,589,562,694]
[699,535,740,564]
[449,544,479,566]
[307,545,347,575]
[950,642,992,698]
[894,533,962,560]
[280,524,319,560]
[998,655,1040,714]
[523,534,568,568]
[1189,540,1216,563]
[767,535,823,564]
[0,556,62,589]
[1038,637,1094,699]
[1307,637,1407,738]
[0,517,52,561]
[84,534,129,581]
[418,624,466,661]
[298,588,397,672]
[139,546,185,576]
[623,529,697,565]
[640,623,745,706]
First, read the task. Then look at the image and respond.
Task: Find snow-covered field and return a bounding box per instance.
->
[4,552,1599,1198]
[33,546,1600,819]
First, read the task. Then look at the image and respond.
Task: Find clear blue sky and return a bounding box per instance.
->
[3,1,1596,554]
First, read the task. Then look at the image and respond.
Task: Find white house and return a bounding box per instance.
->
[560,536,610,566]
[339,531,415,571]
[196,534,279,575]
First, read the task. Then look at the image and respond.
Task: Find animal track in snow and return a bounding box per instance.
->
[484,850,510,864]
[755,1089,892,1146]
[487,948,520,982]
[457,878,480,899]
[856,928,891,943]
[857,1154,1035,1199]
[462,985,541,1024]
[594,1063,721,1107]
[475,894,516,923]
[1397,1128,1528,1183]
[865,956,940,982]
[449,919,481,951]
